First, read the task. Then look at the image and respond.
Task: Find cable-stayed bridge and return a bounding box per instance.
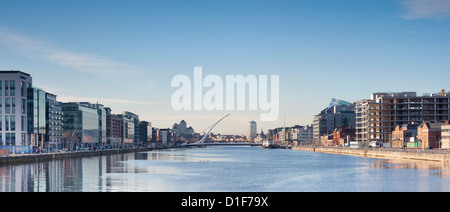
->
[182,142,262,147]
[180,114,262,147]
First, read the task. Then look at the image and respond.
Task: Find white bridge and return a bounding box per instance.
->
[181,114,262,147]
[182,142,262,147]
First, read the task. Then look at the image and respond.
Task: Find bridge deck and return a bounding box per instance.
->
[182,143,262,147]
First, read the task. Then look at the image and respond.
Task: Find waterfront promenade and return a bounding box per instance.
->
[293,146,450,163]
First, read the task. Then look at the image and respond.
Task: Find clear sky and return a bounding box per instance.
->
[1,0,450,135]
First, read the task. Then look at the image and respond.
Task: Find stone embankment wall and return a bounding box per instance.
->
[293,146,450,163]
[0,148,159,166]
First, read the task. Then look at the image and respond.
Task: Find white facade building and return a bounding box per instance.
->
[0,71,32,147]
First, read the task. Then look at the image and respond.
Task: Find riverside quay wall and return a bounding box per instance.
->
[0,147,162,166]
[293,146,450,163]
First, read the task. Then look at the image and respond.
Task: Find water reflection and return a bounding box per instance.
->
[373,159,450,179]
[0,153,129,192]
[0,150,231,192]
[2,147,450,192]
[136,150,232,162]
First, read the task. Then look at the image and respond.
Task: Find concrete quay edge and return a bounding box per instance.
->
[292,146,450,163]
[0,147,166,166]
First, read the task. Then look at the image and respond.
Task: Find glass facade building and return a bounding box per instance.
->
[62,102,106,149]
[28,87,47,147]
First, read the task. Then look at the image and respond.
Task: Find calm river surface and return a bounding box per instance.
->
[2,146,450,192]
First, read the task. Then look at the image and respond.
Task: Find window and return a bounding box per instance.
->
[0,80,2,97]
[10,116,15,131]
[21,133,25,146]
[11,133,15,146]
[0,115,2,131]
[0,98,2,114]
[5,133,15,146]
[11,99,15,113]
[21,81,25,97]
[21,116,25,131]
[5,98,10,114]
[4,80,8,96]
[10,80,15,96]
[5,133,10,146]
[22,99,25,114]
[5,116,9,131]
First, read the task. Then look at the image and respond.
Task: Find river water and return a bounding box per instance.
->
[1,146,450,192]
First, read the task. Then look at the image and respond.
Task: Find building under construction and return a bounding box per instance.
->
[355,90,450,146]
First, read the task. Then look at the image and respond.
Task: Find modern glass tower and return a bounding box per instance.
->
[27,87,47,148]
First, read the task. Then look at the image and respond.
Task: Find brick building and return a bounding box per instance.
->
[391,124,418,148]
[417,122,444,149]
[333,127,356,147]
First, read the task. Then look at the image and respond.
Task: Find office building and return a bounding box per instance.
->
[0,71,32,147]
[298,124,314,145]
[61,102,106,149]
[118,111,138,146]
[28,87,47,148]
[45,93,63,150]
[139,121,152,146]
[313,98,355,145]
[28,87,63,150]
[105,108,123,148]
[158,128,174,147]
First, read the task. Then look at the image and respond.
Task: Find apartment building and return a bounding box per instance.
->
[355,91,450,146]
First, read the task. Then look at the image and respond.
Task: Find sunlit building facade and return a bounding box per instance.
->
[356,91,450,146]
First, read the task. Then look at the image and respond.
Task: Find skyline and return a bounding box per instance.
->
[1,0,450,135]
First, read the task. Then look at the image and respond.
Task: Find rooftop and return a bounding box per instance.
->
[0,70,31,77]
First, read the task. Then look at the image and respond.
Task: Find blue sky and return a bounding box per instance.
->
[1,0,450,135]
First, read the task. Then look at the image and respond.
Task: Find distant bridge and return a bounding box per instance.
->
[181,113,259,147]
[183,142,263,147]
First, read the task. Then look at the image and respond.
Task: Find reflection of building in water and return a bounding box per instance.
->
[372,159,450,178]
[0,160,65,191]
[0,155,122,191]
[0,165,30,191]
